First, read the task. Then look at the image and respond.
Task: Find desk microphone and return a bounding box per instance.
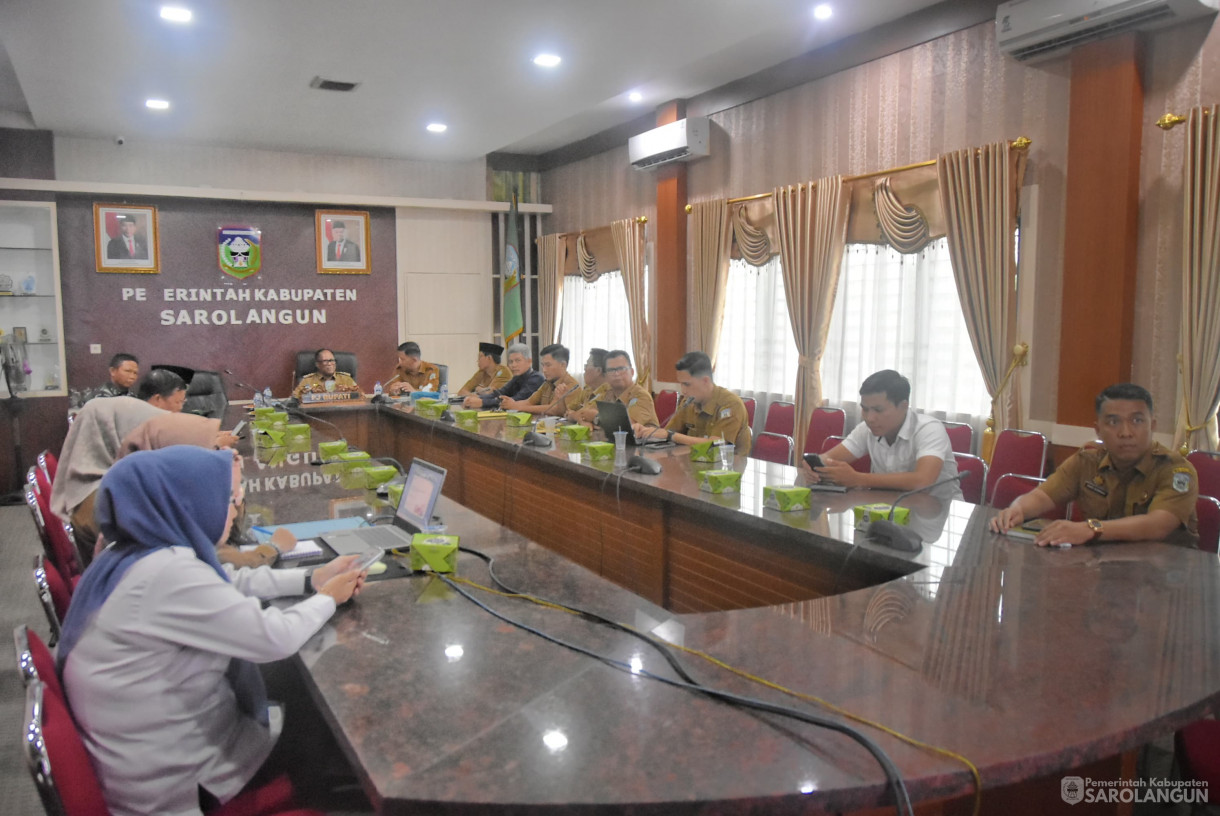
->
[523,430,554,448]
[867,472,967,553]
[627,454,662,475]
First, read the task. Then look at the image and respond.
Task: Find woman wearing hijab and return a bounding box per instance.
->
[50,396,164,553]
[59,446,364,816]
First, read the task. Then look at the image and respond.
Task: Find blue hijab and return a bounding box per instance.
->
[58,446,267,723]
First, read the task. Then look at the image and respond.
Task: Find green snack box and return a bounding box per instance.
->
[317,440,349,461]
[853,503,910,527]
[560,424,591,441]
[689,440,718,462]
[410,533,459,573]
[260,429,286,447]
[338,468,368,490]
[584,441,615,461]
[414,397,437,407]
[417,402,448,419]
[455,409,479,423]
[252,406,277,419]
[763,485,812,512]
[699,469,743,494]
[386,483,404,509]
[251,419,272,433]
[359,465,398,488]
[283,423,311,443]
[506,411,533,427]
[337,450,371,462]
[265,411,289,426]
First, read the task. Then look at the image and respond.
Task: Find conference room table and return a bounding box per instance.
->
[243,400,1220,815]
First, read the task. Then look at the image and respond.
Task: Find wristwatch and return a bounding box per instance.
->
[1086,518,1104,541]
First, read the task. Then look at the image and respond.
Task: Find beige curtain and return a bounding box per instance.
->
[537,233,566,345]
[773,176,851,455]
[1178,105,1220,451]
[731,202,774,265]
[691,200,733,365]
[576,234,600,282]
[937,141,1025,433]
[611,218,652,389]
[873,177,932,253]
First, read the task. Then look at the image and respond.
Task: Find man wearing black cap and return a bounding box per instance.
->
[457,342,512,397]
[386,341,440,395]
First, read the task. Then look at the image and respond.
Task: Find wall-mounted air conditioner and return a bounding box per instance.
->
[997,0,1219,62]
[628,117,710,170]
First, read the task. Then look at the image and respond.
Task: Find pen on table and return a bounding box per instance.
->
[252,526,274,536]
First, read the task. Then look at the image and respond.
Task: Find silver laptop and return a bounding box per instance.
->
[321,459,447,556]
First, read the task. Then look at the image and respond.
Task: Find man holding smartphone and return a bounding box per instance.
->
[802,369,959,498]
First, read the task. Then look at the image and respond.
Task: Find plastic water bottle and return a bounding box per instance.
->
[253,389,265,408]
[373,381,383,398]
[439,382,448,402]
[262,386,273,406]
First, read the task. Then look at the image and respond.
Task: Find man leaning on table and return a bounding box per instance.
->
[501,342,578,416]
[634,351,751,454]
[386,341,440,396]
[803,369,961,498]
[990,383,1198,547]
[578,349,658,428]
[564,348,609,422]
[463,342,544,409]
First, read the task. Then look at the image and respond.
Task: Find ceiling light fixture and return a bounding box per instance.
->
[628,91,643,103]
[813,4,833,21]
[159,6,192,23]
[145,98,170,110]
[426,123,447,133]
[533,53,561,68]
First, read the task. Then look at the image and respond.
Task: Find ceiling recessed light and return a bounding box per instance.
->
[426,123,447,133]
[159,6,192,23]
[813,4,833,21]
[533,53,561,68]
[628,91,643,103]
[145,98,170,110]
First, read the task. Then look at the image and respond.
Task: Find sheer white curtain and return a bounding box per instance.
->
[821,239,990,431]
[558,270,635,382]
[714,255,800,428]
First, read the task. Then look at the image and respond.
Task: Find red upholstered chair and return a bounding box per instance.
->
[752,432,793,465]
[1197,495,1220,554]
[654,390,678,426]
[819,435,870,473]
[804,406,846,454]
[942,420,973,454]
[763,400,795,436]
[741,397,756,428]
[33,555,69,646]
[27,481,81,580]
[954,453,988,505]
[1176,719,1220,799]
[989,473,1065,520]
[38,449,58,485]
[23,678,325,816]
[31,461,53,501]
[985,429,1048,505]
[1187,450,1220,501]
[13,625,64,703]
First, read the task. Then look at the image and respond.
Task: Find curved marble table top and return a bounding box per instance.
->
[253,404,1220,814]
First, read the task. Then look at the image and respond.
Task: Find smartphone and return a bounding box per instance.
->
[802,453,825,469]
[231,420,247,437]
[355,548,385,572]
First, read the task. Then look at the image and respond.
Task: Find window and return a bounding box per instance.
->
[558,270,635,376]
[715,255,800,401]
[821,239,990,418]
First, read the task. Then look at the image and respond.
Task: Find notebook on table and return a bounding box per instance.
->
[321,459,447,556]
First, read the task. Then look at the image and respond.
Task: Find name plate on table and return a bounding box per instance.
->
[301,391,363,404]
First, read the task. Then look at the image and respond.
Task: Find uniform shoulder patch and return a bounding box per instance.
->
[629,397,638,406]
[1173,472,1192,493]
[719,407,732,419]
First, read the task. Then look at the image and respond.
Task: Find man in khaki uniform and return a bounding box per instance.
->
[386,341,440,395]
[563,348,609,420]
[457,342,512,396]
[633,350,751,454]
[991,383,1198,547]
[576,349,658,428]
[502,343,578,416]
[293,349,360,398]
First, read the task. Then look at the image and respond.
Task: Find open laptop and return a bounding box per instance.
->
[594,400,674,448]
[321,459,447,556]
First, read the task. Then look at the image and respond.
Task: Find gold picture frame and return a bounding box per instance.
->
[94,203,160,274]
[316,209,370,274]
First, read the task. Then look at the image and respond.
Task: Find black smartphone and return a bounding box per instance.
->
[231,420,247,437]
[802,453,825,469]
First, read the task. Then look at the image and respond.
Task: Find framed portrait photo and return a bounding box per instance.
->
[316,209,370,274]
[95,203,160,273]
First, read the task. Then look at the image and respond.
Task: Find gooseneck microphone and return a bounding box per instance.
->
[868,472,968,553]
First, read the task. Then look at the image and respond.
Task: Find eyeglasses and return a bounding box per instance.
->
[606,366,630,374]
[318,358,336,364]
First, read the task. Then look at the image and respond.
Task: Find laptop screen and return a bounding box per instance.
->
[395,459,447,533]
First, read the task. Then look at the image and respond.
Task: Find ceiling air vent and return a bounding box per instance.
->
[309,76,360,92]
